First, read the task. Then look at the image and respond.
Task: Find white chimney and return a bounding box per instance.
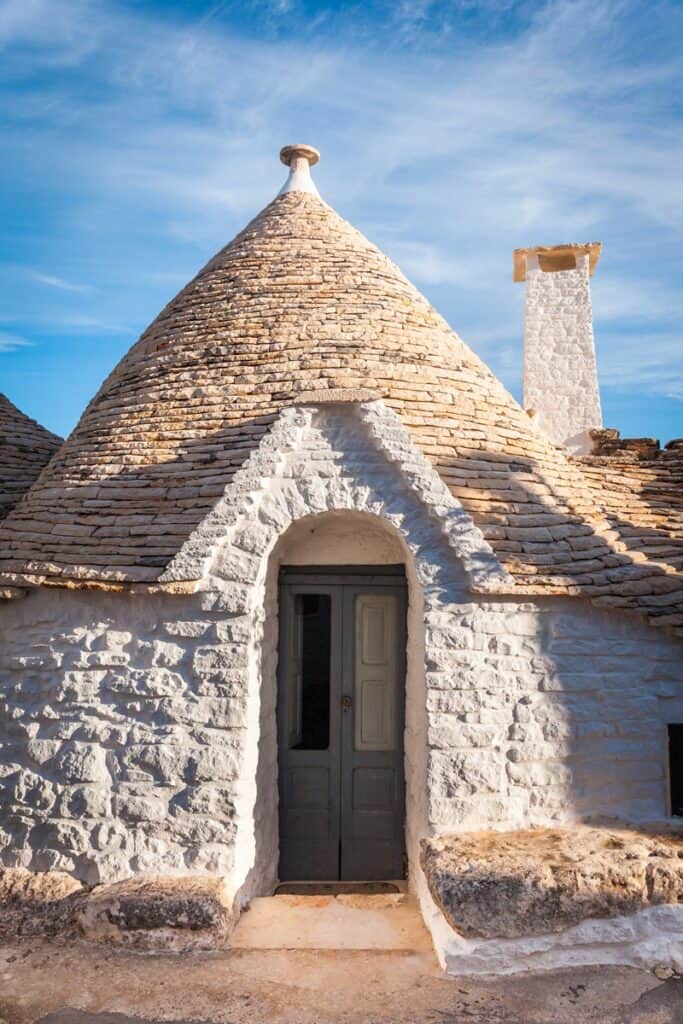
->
[514,243,603,454]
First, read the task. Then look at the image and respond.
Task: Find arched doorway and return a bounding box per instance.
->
[277,564,407,881]
[270,511,411,883]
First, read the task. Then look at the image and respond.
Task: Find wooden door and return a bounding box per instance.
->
[278,568,406,881]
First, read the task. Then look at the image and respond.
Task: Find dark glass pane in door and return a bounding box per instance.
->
[669,724,683,817]
[291,594,331,750]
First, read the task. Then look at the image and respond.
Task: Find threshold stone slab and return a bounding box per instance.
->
[421,823,683,940]
[231,893,433,951]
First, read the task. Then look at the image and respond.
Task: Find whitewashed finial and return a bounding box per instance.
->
[279,144,321,197]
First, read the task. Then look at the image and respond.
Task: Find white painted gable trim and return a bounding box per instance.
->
[159,400,513,592]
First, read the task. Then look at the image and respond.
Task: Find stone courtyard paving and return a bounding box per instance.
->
[0,939,681,1024]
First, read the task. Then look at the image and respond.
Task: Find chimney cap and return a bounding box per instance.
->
[513,242,602,282]
[280,144,320,168]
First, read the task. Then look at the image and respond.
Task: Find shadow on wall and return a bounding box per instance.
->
[607,515,683,574]
[458,459,683,830]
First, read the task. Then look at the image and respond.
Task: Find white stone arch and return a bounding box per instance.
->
[182,401,509,907]
[246,508,428,903]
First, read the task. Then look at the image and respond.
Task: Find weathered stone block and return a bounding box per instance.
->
[50,742,109,784]
[76,875,235,950]
[421,824,683,940]
[113,790,170,823]
[192,645,248,679]
[0,867,85,937]
[186,746,240,782]
[59,784,111,819]
[430,750,503,797]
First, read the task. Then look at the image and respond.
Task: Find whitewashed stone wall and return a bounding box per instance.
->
[0,401,680,907]
[0,586,246,886]
[523,252,602,453]
[424,595,682,830]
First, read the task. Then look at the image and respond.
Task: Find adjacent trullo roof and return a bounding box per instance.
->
[0,145,681,637]
[0,393,62,522]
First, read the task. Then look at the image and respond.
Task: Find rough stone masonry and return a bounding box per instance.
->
[518,243,603,454]
[0,405,680,910]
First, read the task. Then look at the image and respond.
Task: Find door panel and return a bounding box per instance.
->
[278,585,341,881]
[341,586,405,880]
[278,572,406,882]
[354,594,397,752]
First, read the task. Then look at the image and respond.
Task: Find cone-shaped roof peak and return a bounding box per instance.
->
[0,393,62,522]
[1,169,680,641]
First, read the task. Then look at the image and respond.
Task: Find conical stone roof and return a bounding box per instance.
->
[0,147,681,635]
[0,393,62,522]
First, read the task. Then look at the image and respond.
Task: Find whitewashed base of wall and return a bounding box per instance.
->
[417,873,683,976]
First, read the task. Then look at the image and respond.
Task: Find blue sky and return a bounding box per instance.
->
[1,0,681,442]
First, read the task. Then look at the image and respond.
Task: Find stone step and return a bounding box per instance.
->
[230,892,434,951]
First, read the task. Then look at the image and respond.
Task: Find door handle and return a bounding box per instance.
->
[341,695,353,712]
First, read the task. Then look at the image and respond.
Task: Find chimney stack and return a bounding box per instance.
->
[514,242,602,454]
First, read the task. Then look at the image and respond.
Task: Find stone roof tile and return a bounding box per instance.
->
[0,163,681,637]
[0,394,62,522]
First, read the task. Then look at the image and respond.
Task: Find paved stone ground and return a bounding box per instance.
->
[0,938,681,1024]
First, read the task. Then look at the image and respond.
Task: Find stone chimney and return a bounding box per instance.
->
[514,242,602,454]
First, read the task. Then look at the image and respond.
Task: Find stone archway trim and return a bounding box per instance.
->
[160,400,513,594]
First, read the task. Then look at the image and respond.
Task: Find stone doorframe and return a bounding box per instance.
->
[158,400,511,910]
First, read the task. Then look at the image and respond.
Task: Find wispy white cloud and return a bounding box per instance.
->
[27,269,90,292]
[52,315,136,335]
[0,331,33,353]
[0,0,103,68]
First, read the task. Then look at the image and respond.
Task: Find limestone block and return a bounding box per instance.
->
[105,668,186,698]
[59,785,111,819]
[506,760,574,788]
[199,582,251,614]
[49,742,109,784]
[162,620,211,639]
[430,749,503,797]
[90,822,130,853]
[113,790,170,823]
[75,875,234,950]
[31,821,91,868]
[24,741,62,765]
[428,721,500,751]
[429,792,530,830]
[421,824,683,940]
[215,549,262,584]
[129,639,186,669]
[213,616,251,643]
[0,866,85,937]
[192,644,249,679]
[186,746,240,783]
[231,523,273,557]
[170,783,236,818]
[91,629,132,650]
[426,691,487,716]
[8,769,57,812]
[116,744,190,784]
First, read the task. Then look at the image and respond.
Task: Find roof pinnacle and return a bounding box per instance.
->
[278,143,321,198]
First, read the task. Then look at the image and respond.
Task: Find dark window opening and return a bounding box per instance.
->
[292,594,331,750]
[668,724,683,817]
